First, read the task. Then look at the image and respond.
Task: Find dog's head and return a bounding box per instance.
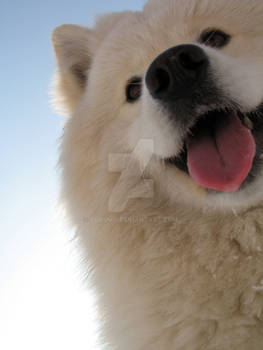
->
[52,0,263,213]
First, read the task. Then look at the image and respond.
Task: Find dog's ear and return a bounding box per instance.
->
[52,24,93,113]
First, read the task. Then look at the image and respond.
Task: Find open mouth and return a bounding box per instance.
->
[165,108,257,193]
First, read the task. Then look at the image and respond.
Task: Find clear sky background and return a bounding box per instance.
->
[1,1,145,349]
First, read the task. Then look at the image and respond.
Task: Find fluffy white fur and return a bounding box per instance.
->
[52,1,263,348]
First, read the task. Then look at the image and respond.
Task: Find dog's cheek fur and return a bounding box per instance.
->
[206,46,263,111]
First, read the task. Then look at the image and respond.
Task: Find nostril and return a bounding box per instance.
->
[155,68,170,94]
[179,52,206,71]
[146,66,171,95]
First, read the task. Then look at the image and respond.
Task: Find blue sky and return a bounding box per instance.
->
[1,1,145,349]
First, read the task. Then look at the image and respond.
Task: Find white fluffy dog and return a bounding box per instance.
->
[52,0,263,348]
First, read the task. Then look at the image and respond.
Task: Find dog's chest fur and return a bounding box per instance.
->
[76,202,263,349]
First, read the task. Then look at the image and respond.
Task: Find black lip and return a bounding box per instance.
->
[166,146,188,173]
[165,105,263,191]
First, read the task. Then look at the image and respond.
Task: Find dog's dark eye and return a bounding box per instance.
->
[199,29,231,48]
[126,77,142,102]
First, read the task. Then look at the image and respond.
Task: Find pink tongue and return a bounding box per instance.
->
[187,111,256,192]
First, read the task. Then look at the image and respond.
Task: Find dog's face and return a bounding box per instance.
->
[53,0,263,213]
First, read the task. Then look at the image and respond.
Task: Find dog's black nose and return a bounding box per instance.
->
[145,44,209,101]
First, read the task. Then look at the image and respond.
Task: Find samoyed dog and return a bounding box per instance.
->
[52,0,263,348]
